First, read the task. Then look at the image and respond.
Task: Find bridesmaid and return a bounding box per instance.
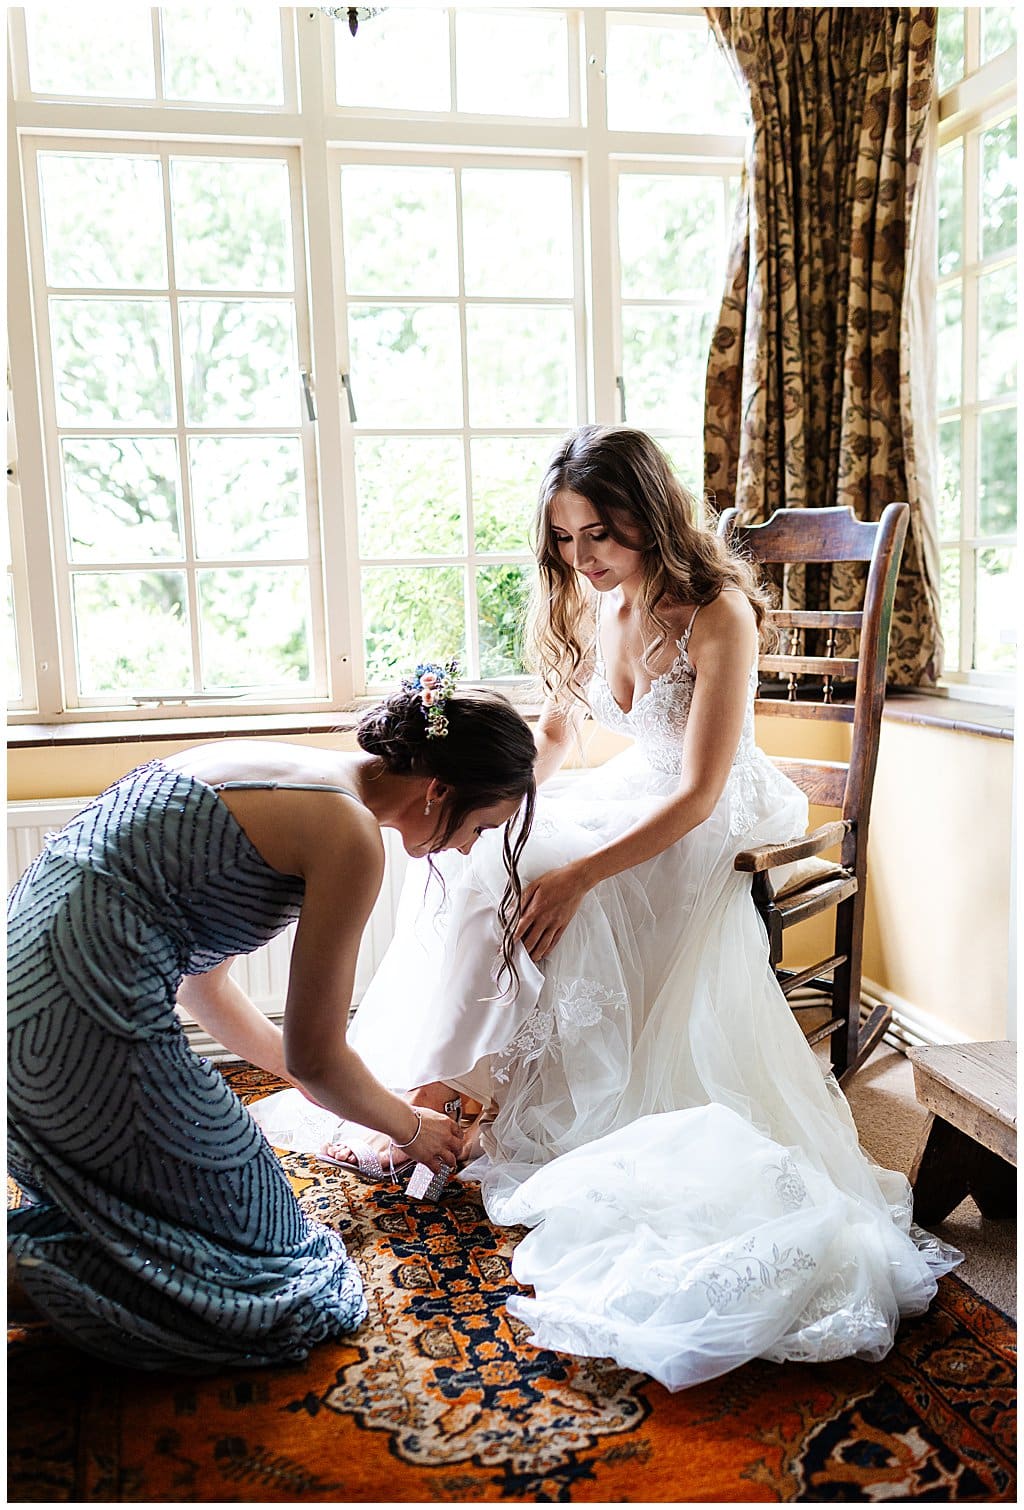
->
[7,670,536,1369]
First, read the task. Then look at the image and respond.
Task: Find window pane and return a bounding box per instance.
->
[978,407,1018,535]
[355,436,465,557]
[189,437,307,558]
[198,567,311,687]
[477,564,530,678]
[6,575,21,702]
[466,307,574,426]
[471,436,551,553]
[51,299,174,424]
[73,571,191,694]
[39,154,166,289]
[348,305,463,427]
[982,6,1018,62]
[974,547,1017,671]
[607,19,746,134]
[171,158,293,291]
[937,142,963,277]
[336,9,450,112]
[179,300,300,424]
[621,307,714,432]
[462,169,573,298]
[161,6,284,104]
[63,438,182,562]
[455,10,568,117]
[936,282,962,411]
[939,549,960,671]
[977,264,1017,400]
[362,565,466,686]
[937,419,961,540]
[25,5,154,98]
[340,167,457,297]
[935,8,965,93]
[980,115,1017,261]
[619,174,725,300]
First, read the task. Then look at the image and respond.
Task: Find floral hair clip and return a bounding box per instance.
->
[404,659,460,739]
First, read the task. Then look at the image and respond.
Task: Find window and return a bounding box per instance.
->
[935,6,1017,690]
[6,7,745,721]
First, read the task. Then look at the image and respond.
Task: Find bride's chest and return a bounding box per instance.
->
[599,614,692,718]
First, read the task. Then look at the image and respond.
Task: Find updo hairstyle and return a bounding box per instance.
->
[357,685,537,992]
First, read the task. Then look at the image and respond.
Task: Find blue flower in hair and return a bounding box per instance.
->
[404,659,460,738]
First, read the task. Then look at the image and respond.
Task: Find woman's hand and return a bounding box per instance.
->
[515,862,590,960]
[402,1105,463,1173]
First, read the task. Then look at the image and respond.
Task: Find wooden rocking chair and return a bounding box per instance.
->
[716,502,910,1083]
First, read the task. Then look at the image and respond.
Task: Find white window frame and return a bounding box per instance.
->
[19,135,327,711]
[936,14,1017,698]
[7,6,746,726]
[330,147,587,691]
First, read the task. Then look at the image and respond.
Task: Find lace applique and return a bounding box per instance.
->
[697,1242,817,1311]
[771,1155,809,1211]
[493,1000,556,1084]
[588,645,759,785]
[493,975,629,1081]
[554,977,628,1044]
[724,756,761,838]
[768,1294,893,1364]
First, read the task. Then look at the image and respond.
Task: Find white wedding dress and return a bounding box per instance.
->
[252,615,960,1390]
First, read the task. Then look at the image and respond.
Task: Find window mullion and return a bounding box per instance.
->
[298,11,356,704]
[150,6,164,101]
[583,7,616,424]
[455,165,480,680]
[159,145,202,694]
[13,135,68,715]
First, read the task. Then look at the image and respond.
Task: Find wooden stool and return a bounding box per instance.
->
[907,1041,1017,1224]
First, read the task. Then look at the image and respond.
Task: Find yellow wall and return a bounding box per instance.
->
[7,712,1012,1040]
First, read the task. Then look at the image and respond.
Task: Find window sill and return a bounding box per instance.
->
[5,704,545,748]
[881,690,1013,741]
[7,693,1011,748]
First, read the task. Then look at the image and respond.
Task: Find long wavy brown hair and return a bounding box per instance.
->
[527,426,772,707]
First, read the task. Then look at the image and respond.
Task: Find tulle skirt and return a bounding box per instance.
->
[252,744,960,1388]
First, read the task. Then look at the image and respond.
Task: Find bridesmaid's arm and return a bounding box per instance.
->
[177,960,290,1080]
[281,803,463,1173]
[516,592,758,959]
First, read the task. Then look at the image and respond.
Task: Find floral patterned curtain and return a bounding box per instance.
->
[703,7,942,685]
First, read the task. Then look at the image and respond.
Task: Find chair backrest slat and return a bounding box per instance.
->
[769,610,864,630]
[771,758,848,808]
[730,505,881,562]
[759,654,859,679]
[719,501,910,837]
[755,700,856,723]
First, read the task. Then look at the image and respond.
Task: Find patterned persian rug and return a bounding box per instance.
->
[7,1065,1016,1503]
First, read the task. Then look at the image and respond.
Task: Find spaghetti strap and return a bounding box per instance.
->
[211,780,359,800]
[680,603,703,647]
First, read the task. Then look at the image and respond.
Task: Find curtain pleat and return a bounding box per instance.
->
[703,7,942,685]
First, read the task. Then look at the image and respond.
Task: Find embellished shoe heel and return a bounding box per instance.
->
[406,1096,461,1202]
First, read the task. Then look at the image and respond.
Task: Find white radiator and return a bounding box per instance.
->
[6,796,410,1058]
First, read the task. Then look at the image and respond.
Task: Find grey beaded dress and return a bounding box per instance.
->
[7,759,367,1370]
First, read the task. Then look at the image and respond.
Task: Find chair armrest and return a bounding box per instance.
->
[733,820,850,873]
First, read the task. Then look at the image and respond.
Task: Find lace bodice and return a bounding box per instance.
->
[588,619,758,780]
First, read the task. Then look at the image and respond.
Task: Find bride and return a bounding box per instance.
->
[254,425,959,1390]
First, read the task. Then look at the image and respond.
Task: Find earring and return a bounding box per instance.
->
[424,800,433,816]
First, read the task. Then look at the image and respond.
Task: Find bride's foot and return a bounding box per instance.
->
[320,1083,474,1181]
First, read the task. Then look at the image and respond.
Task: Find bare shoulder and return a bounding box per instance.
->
[286,788,385,895]
[688,589,758,663]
